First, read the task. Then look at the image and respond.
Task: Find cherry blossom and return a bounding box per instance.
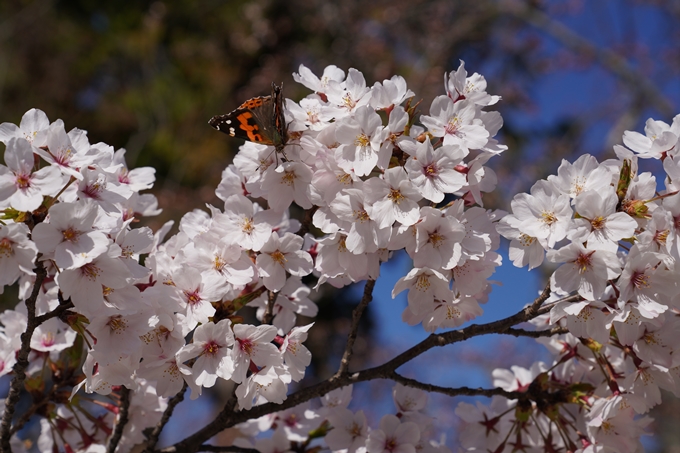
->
[176,319,235,392]
[32,199,110,270]
[0,137,64,211]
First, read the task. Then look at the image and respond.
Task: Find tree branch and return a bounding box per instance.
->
[389,372,524,400]
[262,290,277,325]
[502,326,568,338]
[34,297,74,325]
[198,446,259,453]
[297,206,317,238]
[335,279,375,377]
[143,381,188,453]
[0,261,47,452]
[158,285,554,453]
[107,386,132,453]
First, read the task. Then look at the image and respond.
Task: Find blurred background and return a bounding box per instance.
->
[1,0,680,451]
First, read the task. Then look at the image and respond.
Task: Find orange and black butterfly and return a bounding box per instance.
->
[209,83,288,160]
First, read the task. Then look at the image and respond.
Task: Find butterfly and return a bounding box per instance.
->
[208,83,288,162]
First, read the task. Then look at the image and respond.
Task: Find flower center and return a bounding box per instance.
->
[106,315,127,334]
[241,217,255,234]
[184,290,202,306]
[342,93,356,110]
[519,234,536,247]
[384,437,398,452]
[270,250,287,266]
[15,174,31,189]
[590,216,606,230]
[575,251,595,274]
[0,238,14,258]
[415,274,431,291]
[355,133,370,147]
[573,176,586,196]
[337,173,353,185]
[80,263,101,281]
[337,236,348,253]
[281,171,296,186]
[655,229,670,246]
[83,179,105,199]
[424,163,438,176]
[204,340,221,356]
[445,116,461,135]
[632,270,650,289]
[388,188,404,204]
[541,211,557,226]
[238,338,254,355]
[62,227,80,242]
[354,209,370,222]
[214,255,227,272]
[446,304,461,320]
[428,231,444,248]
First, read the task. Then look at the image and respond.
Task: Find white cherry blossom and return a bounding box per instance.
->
[0,137,64,211]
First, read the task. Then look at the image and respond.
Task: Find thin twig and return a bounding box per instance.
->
[143,381,188,453]
[159,288,555,453]
[8,295,73,436]
[389,372,525,400]
[335,279,375,377]
[198,446,260,453]
[9,387,55,436]
[502,326,569,338]
[528,282,552,315]
[262,290,277,325]
[0,261,47,452]
[107,386,132,453]
[297,206,317,238]
[34,299,74,325]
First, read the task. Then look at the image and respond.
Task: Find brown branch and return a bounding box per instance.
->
[389,372,524,400]
[335,279,375,377]
[143,381,188,453]
[9,384,56,436]
[502,326,569,338]
[262,290,277,325]
[7,295,74,437]
[297,206,318,238]
[158,285,554,453]
[0,261,47,452]
[198,446,260,453]
[34,298,74,325]
[107,386,132,453]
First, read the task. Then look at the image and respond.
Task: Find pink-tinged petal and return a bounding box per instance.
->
[285,251,313,277]
[19,109,49,135]
[0,123,20,143]
[0,168,16,204]
[257,253,286,291]
[54,230,109,269]
[31,223,64,254]
[10,185,43,212]
[603,212,638,240]
[5,138,34,174]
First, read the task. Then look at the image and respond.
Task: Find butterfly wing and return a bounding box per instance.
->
[208,96,276,146]
[208,84,287,149]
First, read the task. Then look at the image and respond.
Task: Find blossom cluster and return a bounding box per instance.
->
[457,117,680,452]
[0,60,677,453]
[0,62,506,452]
[232,383,449,453]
